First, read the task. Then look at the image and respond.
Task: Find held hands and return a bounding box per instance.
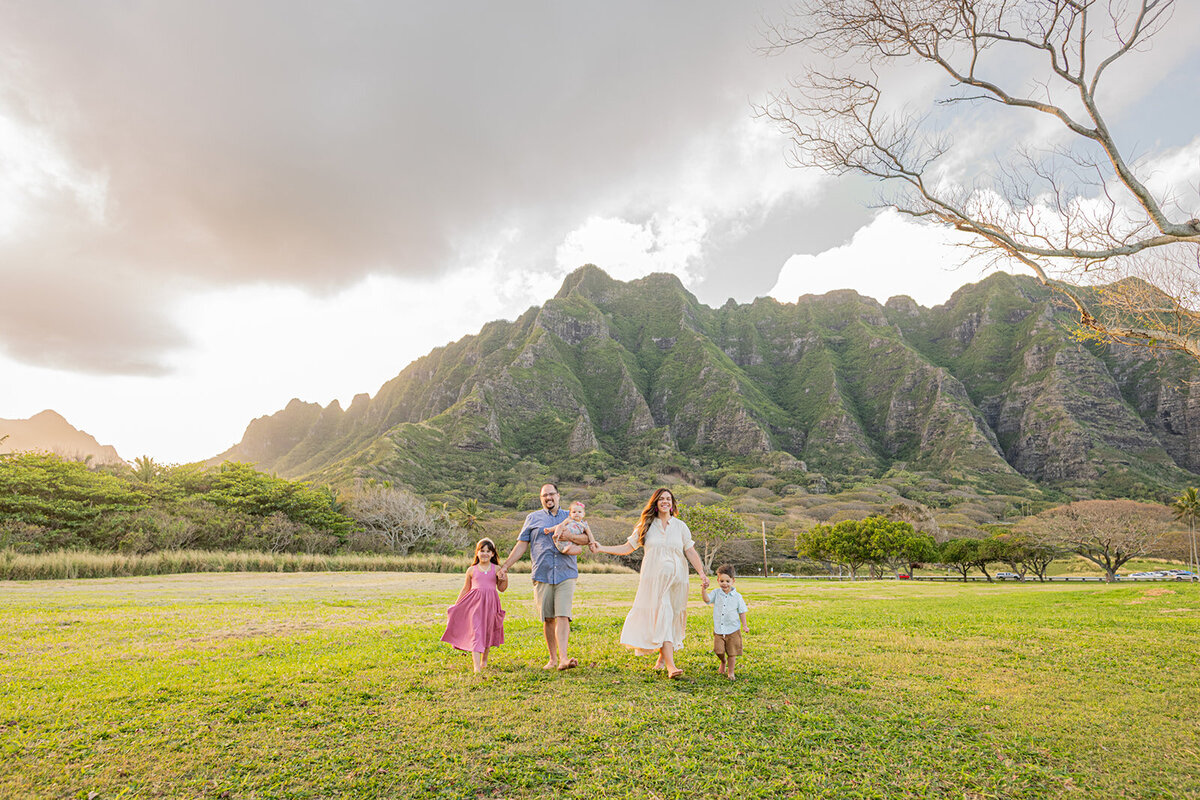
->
[588,540,600,553]
[700,574,710,590]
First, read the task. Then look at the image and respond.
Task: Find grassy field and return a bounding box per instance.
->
[1,574,1197,799]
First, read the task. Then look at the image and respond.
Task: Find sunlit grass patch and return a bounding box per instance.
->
[1,574,1197,798]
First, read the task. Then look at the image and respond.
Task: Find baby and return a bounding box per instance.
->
[544,500,596,555]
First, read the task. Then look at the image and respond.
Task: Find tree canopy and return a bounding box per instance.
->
[1021,499,1174,581]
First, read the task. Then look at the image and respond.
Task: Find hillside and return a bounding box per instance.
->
[0,410,125,465]
[216,267,1200,503]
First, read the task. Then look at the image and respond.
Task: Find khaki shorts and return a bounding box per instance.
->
[533,579,576,620]
[713,630,743,656]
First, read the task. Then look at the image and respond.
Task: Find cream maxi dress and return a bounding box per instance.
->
[619,516,695,655]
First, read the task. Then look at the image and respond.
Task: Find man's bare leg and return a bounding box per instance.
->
[543,618,559,669]
[555,617,576,669]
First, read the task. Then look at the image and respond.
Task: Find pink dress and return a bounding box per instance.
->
[441,564,505,653]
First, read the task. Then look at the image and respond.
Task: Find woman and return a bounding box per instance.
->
[593,487,709,678]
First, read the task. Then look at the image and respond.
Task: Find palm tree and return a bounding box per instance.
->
[1171,488,1200,579]
[428,501,452,526]
[453,498,483,534]
[131,455,162,483]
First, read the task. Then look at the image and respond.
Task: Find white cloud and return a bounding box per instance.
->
[555,212,706,286]
[0,111,107,237]
[0,263,552,464]
[1141,136,1200,214]
[769,209,989,307]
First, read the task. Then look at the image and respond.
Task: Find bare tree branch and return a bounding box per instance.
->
[758,0,1200,359]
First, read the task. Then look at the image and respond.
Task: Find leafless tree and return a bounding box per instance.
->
[1022,499,1174,581]
[761,0,1200,357]
[888,501,941,540]
[349,485,464,555]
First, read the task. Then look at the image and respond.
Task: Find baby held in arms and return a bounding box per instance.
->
[545,501,596,555]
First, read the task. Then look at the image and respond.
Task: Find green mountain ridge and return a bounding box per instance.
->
[214,266,1200,502]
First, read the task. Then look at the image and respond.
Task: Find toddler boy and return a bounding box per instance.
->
[700,563,749,680]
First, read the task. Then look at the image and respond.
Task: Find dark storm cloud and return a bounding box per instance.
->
[1,1,818,374]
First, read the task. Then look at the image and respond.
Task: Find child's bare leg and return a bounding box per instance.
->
[471,651,484,673]
[716,653,727,675]
[725,654,737,680]
[481,648,489,670]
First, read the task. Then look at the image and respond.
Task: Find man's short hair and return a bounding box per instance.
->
[540,482,559,494]
[717,564,735,578]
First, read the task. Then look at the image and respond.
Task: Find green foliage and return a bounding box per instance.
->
[678,502,747,569]
[1171,487,1200,529]
[0,454,362,554]
[452,498,483,533]
[0,452,146,533]
[798,515,933,578]
[200,462,356,539]
[939,538,981,581]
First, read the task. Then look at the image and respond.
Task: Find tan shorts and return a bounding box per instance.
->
[533,579,576,620]
[713,630,743,656]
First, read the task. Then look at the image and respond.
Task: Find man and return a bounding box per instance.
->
[498,483,578,670]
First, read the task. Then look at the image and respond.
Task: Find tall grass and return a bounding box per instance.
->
[0,548,633,581]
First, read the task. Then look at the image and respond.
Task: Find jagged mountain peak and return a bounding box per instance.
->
[217,270,1200,500]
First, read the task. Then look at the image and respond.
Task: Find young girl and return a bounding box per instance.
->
[441,538,508,672]
[545,500,596,555]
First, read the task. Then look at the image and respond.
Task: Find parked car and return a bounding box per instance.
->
[776,573,795,578]
[1126,571,1162,579]
[1165,570,1197,581]
[995,572,1021,581]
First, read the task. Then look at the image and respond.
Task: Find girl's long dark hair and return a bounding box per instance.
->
[635,488,676,547]
[472,538,499,566]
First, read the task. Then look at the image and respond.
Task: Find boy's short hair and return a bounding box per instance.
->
[716,563,735,578]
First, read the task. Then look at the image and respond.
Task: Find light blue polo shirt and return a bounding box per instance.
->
[518,507,575,584]
[705,587,748,635]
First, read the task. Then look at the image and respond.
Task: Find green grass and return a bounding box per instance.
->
[1,575,1197,798]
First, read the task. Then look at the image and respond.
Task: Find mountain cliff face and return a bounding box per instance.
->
[0,410,125,465]
[216,267,1200,499]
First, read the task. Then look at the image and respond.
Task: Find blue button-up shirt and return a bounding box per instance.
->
[705,587,748,635]
[518,507,575,584]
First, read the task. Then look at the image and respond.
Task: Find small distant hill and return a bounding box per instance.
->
[0,410,125,465]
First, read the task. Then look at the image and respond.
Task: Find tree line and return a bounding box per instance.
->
[4,452,1196,581]
[0,453,475,556]
[790,499,1187,583]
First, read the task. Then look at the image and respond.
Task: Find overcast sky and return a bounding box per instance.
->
[2,1,1198,464]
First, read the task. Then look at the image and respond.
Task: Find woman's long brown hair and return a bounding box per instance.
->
[635,487,677,547]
